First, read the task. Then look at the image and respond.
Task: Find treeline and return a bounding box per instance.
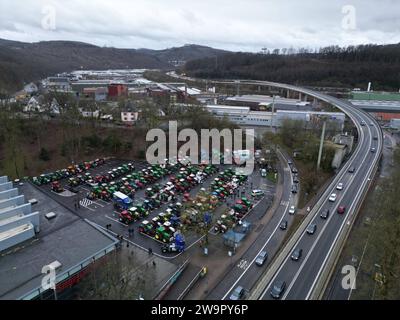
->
[184,43,400,90]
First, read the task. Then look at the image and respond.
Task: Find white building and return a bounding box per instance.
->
[23,83,38,94]
[121,111,139,124]
[205,105,345,129]
[80,109,100,118]
[23,97,45,113]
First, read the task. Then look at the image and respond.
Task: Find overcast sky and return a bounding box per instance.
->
[0,0,399,52]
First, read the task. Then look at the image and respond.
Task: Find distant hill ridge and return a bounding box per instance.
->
[0,39,228,93]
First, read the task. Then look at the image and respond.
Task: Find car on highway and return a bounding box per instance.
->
[291,184,298,194]
[329,193,337,202]
[291,248,303,261]
[229,286,246,300]
[348,167,356,173]
[270,281,286,299]
[291,167,298,174]
[370,122,374,126]
[288,160,293,166]
[337,206,346,214]
[320,209,330,220]
[293,175,299,184]
[361,121,366,126]
[306,223,317,235]
[336,183,344,191]
[251,190,265,198]
[255,251,268,266]
[371,148,376,153]
[289,206,296,215]
[280,220,288,230]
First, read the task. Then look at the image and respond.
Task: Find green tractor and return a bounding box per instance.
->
[155,226,175,243]
[139,220,156,237]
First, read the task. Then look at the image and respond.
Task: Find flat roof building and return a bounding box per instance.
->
[0,179,118,300]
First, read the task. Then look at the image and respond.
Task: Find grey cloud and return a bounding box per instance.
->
[0,0,398,51]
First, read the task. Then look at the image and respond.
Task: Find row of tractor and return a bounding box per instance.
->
[32,158,107,186]
[139,203,185,244]
[116,164,219,225]
[87,163,173,202]
[68,162,136,189]
[144,164,219,202]
[214,196,254,233]
[210,168,248,200]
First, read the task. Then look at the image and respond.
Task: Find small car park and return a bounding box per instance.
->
[280,220,288,230]
[329,193,337,202]
[255,251,268,266]
[291,248,303,261]
[229,286,246,300]
[348,167,356,173]
[320,209,330,219]
[306,223,317,235]
[337,206,346,214]
[251,189,265,198]
[270,281,286,299]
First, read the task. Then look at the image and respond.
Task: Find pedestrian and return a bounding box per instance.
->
[74,203,77,211]
[152,261,156,267]
[148,247,153,255]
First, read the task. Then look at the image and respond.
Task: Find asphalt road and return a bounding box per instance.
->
[166,74,383,300]
[36,159,271,260]
[206,148,298,300]
[323,131,396,300]
[252,87,383,300]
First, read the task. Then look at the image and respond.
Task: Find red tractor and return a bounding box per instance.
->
[51,181,64,193]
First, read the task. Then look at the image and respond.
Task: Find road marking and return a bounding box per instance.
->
[303,116,381,300]
[238,260,249,270]
[221,149,294,300]
[276,114,379,300]
[79,198,96,211]
[105,215,127,227]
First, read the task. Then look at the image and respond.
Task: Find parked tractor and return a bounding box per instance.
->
[51,181,64,193]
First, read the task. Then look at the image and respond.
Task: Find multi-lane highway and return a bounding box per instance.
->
[243,82,384,300]
[206,149,298,300]
[167,73,383,300]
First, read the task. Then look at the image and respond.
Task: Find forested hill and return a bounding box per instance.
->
[0,39,226,94]
[183,44,400,91]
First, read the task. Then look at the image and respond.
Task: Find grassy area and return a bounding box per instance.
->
[296,160,333,209]
[333,149,400,299]
[266,171,278,184]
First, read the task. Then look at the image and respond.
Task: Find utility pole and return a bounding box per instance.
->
[317,120,327,171]
[270,95,276,131]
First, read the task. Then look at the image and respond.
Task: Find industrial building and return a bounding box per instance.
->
[205,105,346,129]
[0,177,119,300]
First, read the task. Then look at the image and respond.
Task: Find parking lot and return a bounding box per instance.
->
[31,158,275,259]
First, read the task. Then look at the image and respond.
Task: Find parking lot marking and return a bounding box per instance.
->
[97,199,110,205]
[238,260,249,270]
[105,215,127,227]
[92,200,104,208]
